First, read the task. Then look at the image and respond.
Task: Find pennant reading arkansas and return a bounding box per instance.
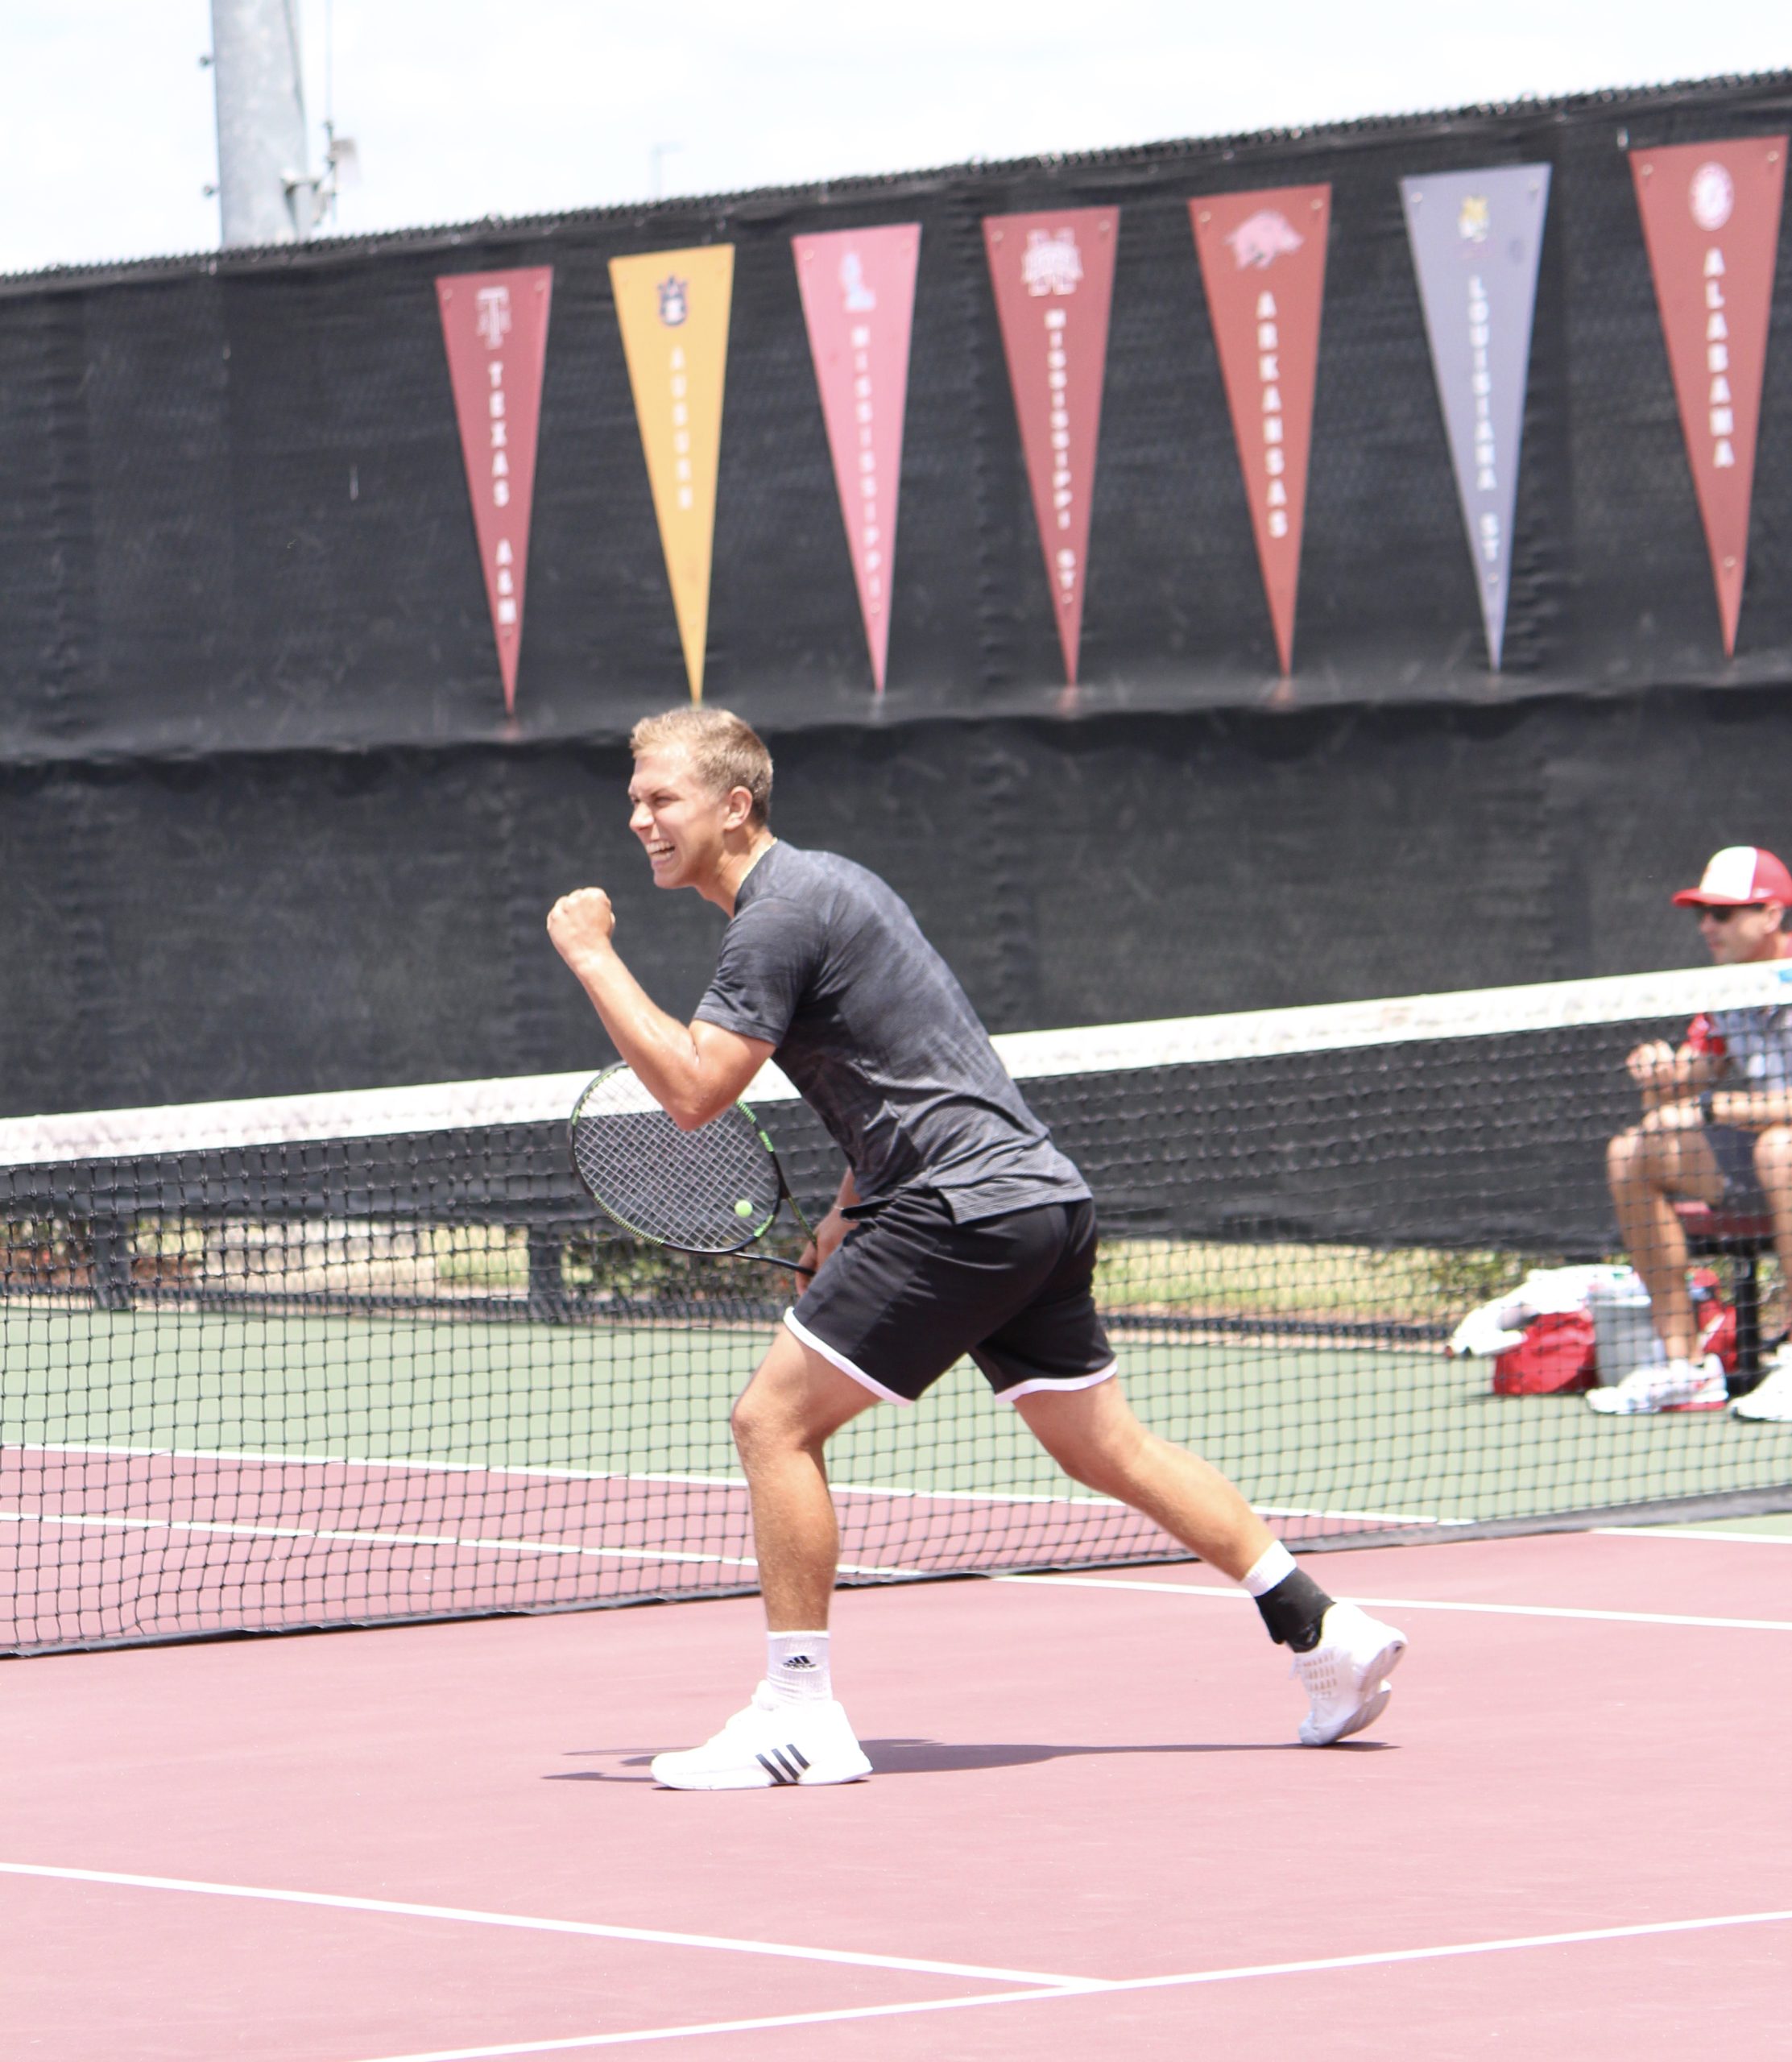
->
[1401,165,1550,672]
[610,246,735,702]
[1190,186,1331,675]
[1631,137,1787,657]
[793,224,921,695]
[436,267,552,716]
[983,207,1118,687]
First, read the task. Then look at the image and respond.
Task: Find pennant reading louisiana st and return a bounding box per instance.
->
[1401,166,1550,673]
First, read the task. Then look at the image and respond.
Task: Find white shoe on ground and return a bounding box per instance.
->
[1587,1357,1728,1415]
[1729,1356,1792,1423]
[1292,1600,1407,1746]
[650,1683,872,1791]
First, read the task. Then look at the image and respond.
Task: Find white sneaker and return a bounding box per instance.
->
[1729,1356,1792,1422]
[1587,1356,1728,1415]
[650,1683,872,1791]
[1292,1600,1407,1746]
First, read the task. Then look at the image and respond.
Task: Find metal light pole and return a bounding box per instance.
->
[209,0,317,246]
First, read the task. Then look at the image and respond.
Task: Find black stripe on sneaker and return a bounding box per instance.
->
[786,1744,810,1771]
[755,1750,794,1783]
[768,1746,806,1783]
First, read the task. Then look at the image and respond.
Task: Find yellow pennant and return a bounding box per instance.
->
[610,246,735,702]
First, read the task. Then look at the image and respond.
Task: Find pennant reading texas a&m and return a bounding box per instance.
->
[1401,166,1550,671]
[436,267,552,715]
[983,209,1118,686]
[610,246,735,702]
[1190,186,1331,674]
[1631,138,1787,656]
[793,225,921,696]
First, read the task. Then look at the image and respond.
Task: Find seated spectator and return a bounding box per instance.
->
[1596,847,1792,1418]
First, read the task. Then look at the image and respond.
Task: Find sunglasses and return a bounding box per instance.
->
[1694,903,1766,922]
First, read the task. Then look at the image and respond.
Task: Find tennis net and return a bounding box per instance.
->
[5,963,1790,1654]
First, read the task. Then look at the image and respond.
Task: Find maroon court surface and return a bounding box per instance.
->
[3,1525,1790,2059]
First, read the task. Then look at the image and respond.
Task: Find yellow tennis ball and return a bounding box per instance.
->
[735,1198,755,1218]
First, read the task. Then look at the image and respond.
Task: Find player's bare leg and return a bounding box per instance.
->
[648,1329,875,1789]
[1606,1114,1724,1361]
[1016,1377,1405,1743]
[729,1327,875,1629]
[1013,1376,1273,1578]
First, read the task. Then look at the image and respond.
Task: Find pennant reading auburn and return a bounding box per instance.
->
[1631,137,1787,657]
[983,208,1118,687]
[793,224,921,695]
[1190,186,1331,675]
[436,267,552,716]
[610,246,735,702]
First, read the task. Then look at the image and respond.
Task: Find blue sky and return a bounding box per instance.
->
[3,1,1786,276]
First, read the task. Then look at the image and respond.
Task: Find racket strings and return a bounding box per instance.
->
[571,1073,783,1251]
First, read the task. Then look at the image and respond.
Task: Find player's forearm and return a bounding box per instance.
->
[566,946,716,1126]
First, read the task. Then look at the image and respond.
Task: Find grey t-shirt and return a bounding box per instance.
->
[693,842,1089,1224]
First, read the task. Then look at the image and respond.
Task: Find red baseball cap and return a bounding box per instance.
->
[1671,846,1792,908]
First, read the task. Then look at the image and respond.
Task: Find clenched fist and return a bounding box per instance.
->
[547,888,617,970]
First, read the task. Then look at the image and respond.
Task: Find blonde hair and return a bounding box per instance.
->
[629,706,773,827]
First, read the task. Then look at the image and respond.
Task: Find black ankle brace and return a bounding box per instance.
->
[1254,1568,1333,1653]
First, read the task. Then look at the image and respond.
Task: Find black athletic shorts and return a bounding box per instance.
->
[1706,1122,1771,1211]
[785,1187,1115,1406]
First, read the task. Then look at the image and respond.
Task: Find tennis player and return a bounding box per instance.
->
[548,707,1406,1788]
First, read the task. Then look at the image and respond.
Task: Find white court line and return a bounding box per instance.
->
[1595,1526,1792,1545]
[337,1907,1792,2060]
[11,1439,1111,1512]
[997,1573,1792,1633]
[0,1864,1089,1991]
[0,1509,757,1571]
[0,1508,915,1584]
[4,1440,1451,1543]
[11,1441,1446,1526]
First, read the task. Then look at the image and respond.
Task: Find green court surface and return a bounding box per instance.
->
[6,1298,1790,1538]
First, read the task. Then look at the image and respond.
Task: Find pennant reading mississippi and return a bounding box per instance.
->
[436,267,553,716]
[983,207,1118,687]
[610,246,735,702]
[1401,165,1550,672]
[1190,185,1331,675]
[793,224,921,695]
[1631,137,1787,657]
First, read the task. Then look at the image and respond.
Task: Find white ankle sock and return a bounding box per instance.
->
[1240,1542,1297,1598]
[766,1630,831,1704]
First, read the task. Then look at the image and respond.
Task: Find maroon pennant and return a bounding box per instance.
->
[1631,138,1787,656]
[437,267,553,714]
[1190,185,1331,674]
[983,208,1119,686]
[793,225,921,694]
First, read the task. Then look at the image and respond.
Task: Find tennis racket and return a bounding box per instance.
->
[568,1064,817,1273]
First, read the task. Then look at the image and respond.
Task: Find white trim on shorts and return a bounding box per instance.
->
[999,1360,1118,1405]
[783,1307,915,1407]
